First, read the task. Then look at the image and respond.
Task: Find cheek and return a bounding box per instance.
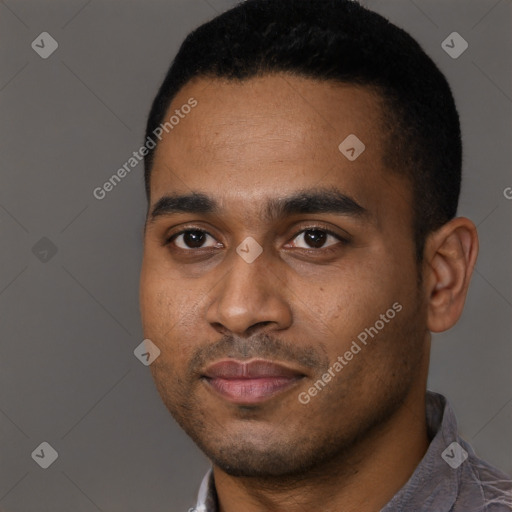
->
[307,264,412,357]
[303,264,379,316]
[140,271,181,351]
[140,269,205,367]
[140,270,169,334]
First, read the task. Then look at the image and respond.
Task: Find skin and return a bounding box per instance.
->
[139,74,478,512]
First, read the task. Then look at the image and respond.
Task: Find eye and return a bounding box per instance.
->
[169,229,220,250]
[288,228,345,249]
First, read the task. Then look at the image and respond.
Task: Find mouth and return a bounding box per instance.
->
[201,358,306,404]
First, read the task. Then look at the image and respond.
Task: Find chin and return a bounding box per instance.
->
[196,432,335,479]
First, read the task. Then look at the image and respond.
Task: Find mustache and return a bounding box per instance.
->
[187,332,330,378]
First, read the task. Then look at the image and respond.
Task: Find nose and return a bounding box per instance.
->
[206,247,293,336]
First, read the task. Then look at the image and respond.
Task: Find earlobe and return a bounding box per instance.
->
[425,217,479,333]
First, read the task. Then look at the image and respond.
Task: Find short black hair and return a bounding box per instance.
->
[144,0,462,262]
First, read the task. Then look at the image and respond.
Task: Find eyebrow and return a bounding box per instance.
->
[148,187,369,224]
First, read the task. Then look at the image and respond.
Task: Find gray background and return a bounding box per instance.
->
[0,0,510,510]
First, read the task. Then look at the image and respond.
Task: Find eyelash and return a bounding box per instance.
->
[164,225,350,253]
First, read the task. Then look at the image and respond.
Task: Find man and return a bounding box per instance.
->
[139,0,512,510]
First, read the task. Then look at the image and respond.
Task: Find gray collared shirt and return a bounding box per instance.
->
[189,391,512,511]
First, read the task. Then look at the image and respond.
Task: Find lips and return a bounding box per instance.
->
[202,359,305,404]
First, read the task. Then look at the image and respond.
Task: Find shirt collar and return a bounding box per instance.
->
[193,467,216,512]
[192,391,460,512]
[380,391,460,511]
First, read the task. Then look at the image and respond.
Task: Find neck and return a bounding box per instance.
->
[214,387,430,512]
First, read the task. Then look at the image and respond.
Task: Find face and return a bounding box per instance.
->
[140,74,429,478]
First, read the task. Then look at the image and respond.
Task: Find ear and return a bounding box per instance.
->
[423,217,479,333]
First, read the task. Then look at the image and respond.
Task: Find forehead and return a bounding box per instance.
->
[148,74,409,223]
[156,75,385,164]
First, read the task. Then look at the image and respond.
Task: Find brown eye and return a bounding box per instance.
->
[303,229,328,248]
[291,229,341,249]
[171,230,218,249]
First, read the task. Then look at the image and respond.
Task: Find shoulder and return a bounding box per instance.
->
[456,448,512,511]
